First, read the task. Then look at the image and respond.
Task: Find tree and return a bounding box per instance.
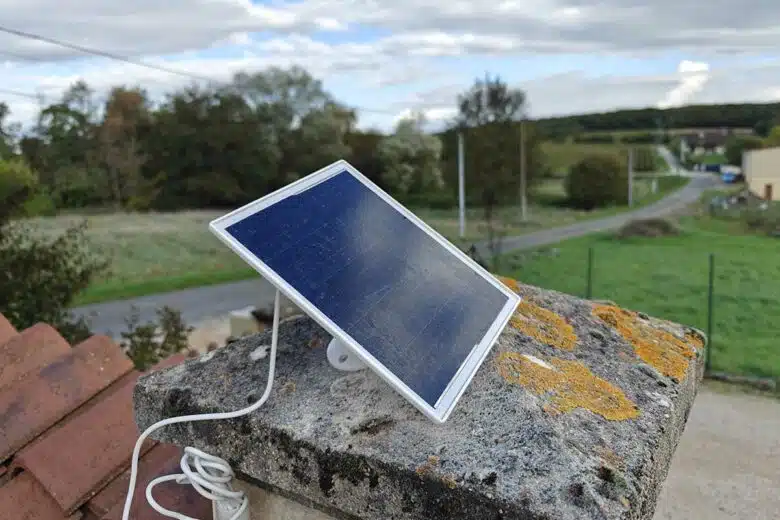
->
[142,84,276,209]
[565,153,627,210]
[28,81,100,206]
[452,74,541,268]
[763,126,780,149]
[377,113,444,197]
[91,87,151,209]
[0,103,19,160]
[232,67,353,187]
[725,135,764,166]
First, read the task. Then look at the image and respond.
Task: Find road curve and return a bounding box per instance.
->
[72,173,720,337]
[473,173,719,257]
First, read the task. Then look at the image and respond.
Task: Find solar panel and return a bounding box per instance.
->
[209,160,520,423]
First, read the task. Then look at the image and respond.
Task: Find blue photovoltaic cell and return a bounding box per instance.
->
[226,170,510,407]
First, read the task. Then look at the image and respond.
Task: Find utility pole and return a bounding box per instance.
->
[458,131,466,238]
[628,148,634,207]
[519,118,527,221]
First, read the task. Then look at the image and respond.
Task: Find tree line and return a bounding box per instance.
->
[0,67,555,215]
[536,102,780,140]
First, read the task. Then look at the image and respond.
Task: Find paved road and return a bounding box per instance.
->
[473,172,718,257]
[72,169,720,337]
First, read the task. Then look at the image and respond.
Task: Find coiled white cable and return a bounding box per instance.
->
[121,289,282,520]
[144,447,249,520]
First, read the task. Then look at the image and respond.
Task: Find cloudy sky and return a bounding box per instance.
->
[1,0,780,132]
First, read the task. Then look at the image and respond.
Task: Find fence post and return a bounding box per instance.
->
[586,247,594,299]
[706,253,715,374]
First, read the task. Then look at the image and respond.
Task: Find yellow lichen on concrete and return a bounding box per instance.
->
[441,476,458,489]
[592,304,698,382]
[509,300,578,351]
[685,330,706,351]
[496,352,640,421]
[496,275,520,293]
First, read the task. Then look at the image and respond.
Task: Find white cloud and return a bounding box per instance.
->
[657,61,711,109]
[1,1,780,132]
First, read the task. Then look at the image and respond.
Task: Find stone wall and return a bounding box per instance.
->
[133,277,705,520]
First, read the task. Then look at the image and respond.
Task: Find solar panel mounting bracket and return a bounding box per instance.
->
[326,338,368,372]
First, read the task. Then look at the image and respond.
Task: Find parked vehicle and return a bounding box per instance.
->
[721,172,745,184]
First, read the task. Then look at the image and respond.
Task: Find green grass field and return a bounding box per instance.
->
[499,216,780,382]
[22,176,688,306]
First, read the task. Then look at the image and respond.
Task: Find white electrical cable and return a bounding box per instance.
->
[121,289,282,520]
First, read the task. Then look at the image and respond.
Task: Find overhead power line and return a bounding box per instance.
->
[0,24,215,82]
[0,87,39,100]
[0,24,399,115]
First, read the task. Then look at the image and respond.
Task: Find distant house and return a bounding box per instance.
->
[743,147,780,201]
[681,127,742,156]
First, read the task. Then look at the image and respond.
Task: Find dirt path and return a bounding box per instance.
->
[654,385,780,519]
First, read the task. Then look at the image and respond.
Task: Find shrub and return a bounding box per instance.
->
[119,306,193,371]
[631,147,657,172]
[400,190,457,209]
[0,219,110,344]
[0,158,38,221]
[21,191,57,217]
[0,157,192,357]
[616,218,680,239]
[565,153,627,210]
[743,208,780,235]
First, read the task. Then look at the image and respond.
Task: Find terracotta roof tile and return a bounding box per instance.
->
[89,443,212,520]
[0,334,134,463]
[0,310,198,520]
[102,452,213,520]
[86,443,180,518]
[12,371,156,515]
[0,471,77,520]
[0,323,70,391]
[0,314,16,347]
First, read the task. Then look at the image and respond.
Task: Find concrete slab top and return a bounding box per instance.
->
[133,279,705,520]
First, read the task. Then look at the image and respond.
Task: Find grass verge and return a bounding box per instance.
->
[499,216,780,382]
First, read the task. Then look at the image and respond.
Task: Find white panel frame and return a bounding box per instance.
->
[209,159,520,424]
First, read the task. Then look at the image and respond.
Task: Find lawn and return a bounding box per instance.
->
[689,152,727,165]
[23,176,688,306]
[499,217,780,382]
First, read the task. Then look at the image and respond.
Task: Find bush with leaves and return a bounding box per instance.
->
[0,158,37,220]
[631,147,657,172]
[0,159,109,343]
[725,135,763,166]
[119,306,193,371]
[565,153,628,210]
[377,114,445,197]
[0,158,193,361]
